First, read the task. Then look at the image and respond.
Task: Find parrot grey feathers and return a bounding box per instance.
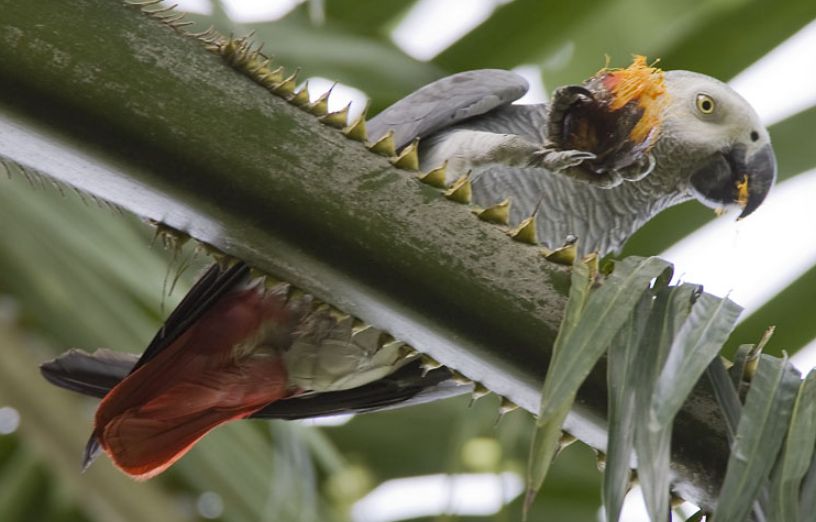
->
[367,69,529,150]
[368,65,776,255]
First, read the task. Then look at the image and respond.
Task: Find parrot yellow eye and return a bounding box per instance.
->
[696,94,716,114]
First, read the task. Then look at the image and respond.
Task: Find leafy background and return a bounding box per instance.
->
[1,0,815,520]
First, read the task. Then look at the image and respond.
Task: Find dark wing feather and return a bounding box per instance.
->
[40,348,137,398]
[40,350,470,418]
[367,69,529,150]
[252,362,469,419]
[131,262,249,372]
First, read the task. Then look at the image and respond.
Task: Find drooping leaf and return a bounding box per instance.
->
[524,400,572,517]
[651,292,743,427]
[633,284,698,521]
[527,256,670,513]
[538,256,672,422]
[768,370,816,522]
[706,356,742,442]
[526,254,597,513]
[603,293,653,522]
[557,253,599,347]
[714,355,801,522]
[800,439,816,520]
[630,283,740,520]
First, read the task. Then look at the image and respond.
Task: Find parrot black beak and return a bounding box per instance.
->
[689,143,776,219]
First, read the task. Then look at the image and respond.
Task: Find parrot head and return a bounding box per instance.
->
[547,58,776,218]
[659,70,776,218]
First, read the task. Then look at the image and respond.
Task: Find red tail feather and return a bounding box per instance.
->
[94,288,293,479]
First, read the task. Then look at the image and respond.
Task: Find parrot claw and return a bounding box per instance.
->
[617,153,656,182]
[532,145,629,188]
[531,146,596,171]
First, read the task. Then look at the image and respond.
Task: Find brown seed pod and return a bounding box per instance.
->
[548,56,668,174]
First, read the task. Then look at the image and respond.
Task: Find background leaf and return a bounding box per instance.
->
[538,257,671,421]
[633,284,697,521]
[714,355,801,522]
[651,292,743,427]
[767,370,816,522]
[604,293,652,522]
[528,257,670,514]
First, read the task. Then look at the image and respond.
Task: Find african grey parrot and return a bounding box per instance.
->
[40,62,776,478]
[367,66,775,256]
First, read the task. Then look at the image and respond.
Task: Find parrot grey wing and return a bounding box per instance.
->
[470,163,628,255]
[39,350,470,419]
[367,69,529,150]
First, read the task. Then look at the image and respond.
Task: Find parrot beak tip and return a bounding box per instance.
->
[736,143,776,219]
[690,143,776,219]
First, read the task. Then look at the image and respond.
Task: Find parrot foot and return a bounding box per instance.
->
[532,146,626,188]
[616,153,656,182]
[531,145,596,171]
